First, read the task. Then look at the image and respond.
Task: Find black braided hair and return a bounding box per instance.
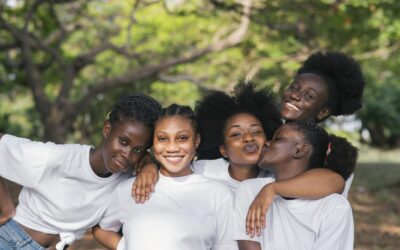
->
[106,93,161,130]
[158,104,198,134]
[298,51,365,118]
[196,80,282,159]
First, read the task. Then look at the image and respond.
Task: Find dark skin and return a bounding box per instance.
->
[245,72,345,239]
[239,124,313,250]
[133,76,344,201]
[0,120,151,249]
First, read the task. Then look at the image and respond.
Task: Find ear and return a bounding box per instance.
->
[103,121,112,138]
[316,107,331,121]
[195,134,201,149]
[292,143,310,159]
[219,145,228,159]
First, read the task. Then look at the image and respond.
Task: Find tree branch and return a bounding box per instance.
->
[73,0,253,112]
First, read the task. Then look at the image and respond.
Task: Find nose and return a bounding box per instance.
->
[289,89,301,101]
[243,132,255,142]
[166,141,179,152]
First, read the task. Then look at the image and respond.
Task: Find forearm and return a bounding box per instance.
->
[0,177,16,224]
[92,225,122,250]
[273,168,345,199]
[238,240,262,250]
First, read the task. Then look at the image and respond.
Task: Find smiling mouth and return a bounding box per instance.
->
[163,155,184,164]
[114,158,128,170]
[283,101,300,111]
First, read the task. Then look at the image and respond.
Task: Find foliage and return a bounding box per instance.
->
[1,0,400,147]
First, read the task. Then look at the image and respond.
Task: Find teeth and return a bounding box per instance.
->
[285,102,299,111]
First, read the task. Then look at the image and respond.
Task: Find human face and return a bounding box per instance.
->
[220,113,266,168]
[281,73,331,122]
[102,120,152,174]
[153,116,200,177]
[258,124,304,170]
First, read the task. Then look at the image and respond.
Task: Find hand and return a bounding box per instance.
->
[246,182,275,238]
[0,180,16,225]
[131,163,159,203]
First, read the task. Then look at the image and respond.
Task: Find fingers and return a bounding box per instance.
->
[246,205,256,238]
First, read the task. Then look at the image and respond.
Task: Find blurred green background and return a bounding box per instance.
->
[1,0,400,249]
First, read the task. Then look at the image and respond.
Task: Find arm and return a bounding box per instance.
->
[246,168,344,236]
[238,241,261,250]
[0,177,16,224]
[92,225,122,250]
[273,168,345,198]
[131,163,159,203]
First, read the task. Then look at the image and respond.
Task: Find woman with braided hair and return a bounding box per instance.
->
[0,94,161,249]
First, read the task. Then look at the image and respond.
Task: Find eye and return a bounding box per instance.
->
[288,83,298,90]
[304,93,313,100]
[132,148,145,154]
[177,135,189,141]
[252,130,264,135]
[157,136,167,142]
[119,138,128,146]
[230,132,242,137]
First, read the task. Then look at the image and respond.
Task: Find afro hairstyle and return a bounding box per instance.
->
[297,51,366,117]
[195,81,282,160]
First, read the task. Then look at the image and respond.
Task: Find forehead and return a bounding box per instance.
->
[275,124,303,139]
[225,113,262,128]
[295,73,328,93]
[155,116,196,133]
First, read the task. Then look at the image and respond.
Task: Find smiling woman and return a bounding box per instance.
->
[93,104,238,250]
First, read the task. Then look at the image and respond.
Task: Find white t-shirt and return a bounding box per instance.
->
[0,135,127,242]
[234,178,354,250]
[192,158,272,194]
[99,173,238,250]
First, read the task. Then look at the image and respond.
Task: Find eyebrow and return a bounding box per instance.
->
[227,123,262,130]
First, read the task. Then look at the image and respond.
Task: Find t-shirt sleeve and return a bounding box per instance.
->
[233,181,261,243]
[0,134,50,187]
[212,192,238,250]
[312,199,354,250]
[341,173,354,198]
[98,183,124,232]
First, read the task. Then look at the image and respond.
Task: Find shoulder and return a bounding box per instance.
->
[318,193,352,216]
[193,158,228,171]
[239,177,275,193]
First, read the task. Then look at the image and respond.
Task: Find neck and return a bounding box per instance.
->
[273,162,308,182]
[228,164,260,182]
[89,145,110,177]
[160,166,193,177]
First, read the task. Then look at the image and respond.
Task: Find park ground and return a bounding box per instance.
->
[6,162,400,250]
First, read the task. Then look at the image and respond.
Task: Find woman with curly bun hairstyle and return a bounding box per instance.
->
[244,51,365,239]
[281,51,365,122]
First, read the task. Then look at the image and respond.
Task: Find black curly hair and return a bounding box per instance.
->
[196,81,282,159]
[297,51,365,119]
[289,121,357,180]
[106,93,161,130]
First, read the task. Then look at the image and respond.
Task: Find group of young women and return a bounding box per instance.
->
[0,51,365,250]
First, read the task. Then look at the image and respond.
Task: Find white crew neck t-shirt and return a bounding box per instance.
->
[234,178,354,250]
[192,158,272,194]
[0,134,127,243]
[99,173,238,250]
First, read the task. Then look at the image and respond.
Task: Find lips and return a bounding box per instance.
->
[243,143,259,153]
[283,101,300,111]
[163,155,184,164]
[113,158,128,171]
